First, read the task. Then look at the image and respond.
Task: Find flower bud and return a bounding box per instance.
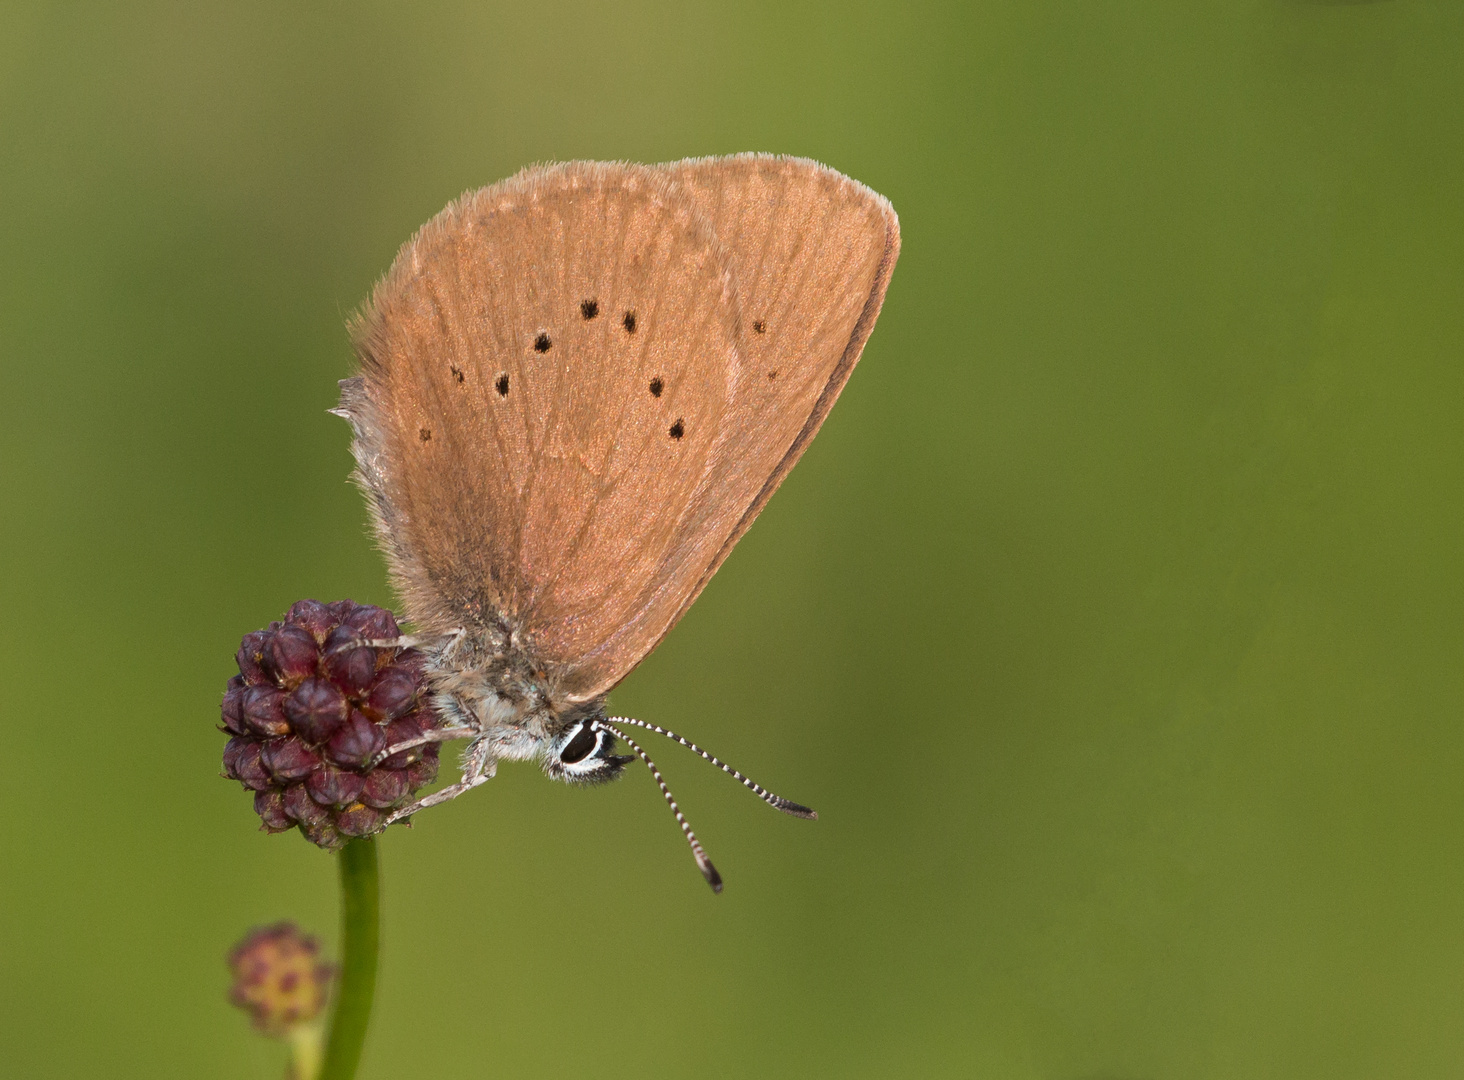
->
[365,666,418,721]
[282,784,330,828]
[306,766,365,808]
[283,677,348,744]
[227,923,335,1037]
[325,599,358,623]
[220,680,248,736]
[406,751,440,789]
[343,604,399,642]
[380,714,425,768]
[334,803,384,838]
[286,599,336,643]
[266,624,319,687]
[262,737,322,783]
[236,631,273,686]
[324,709,386,770]
[301,820,346,852]
[241,686,290,738]
[226,738,273,791]
[253,790,293,832]
[322,626,377,696]
[361,767,410,809]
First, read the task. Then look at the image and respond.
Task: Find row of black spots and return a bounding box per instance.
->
[578,298,639,330]
[464,357,671,432]
[446,363,507,393]
[529,304,628,349]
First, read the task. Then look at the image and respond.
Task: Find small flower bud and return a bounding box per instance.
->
[285,598,336,643]
[343,604,399,642]
[262,737,322,783]
[266,624,319,687]
[394,647,427,675]
[253,790,293,832]
[281,784,330,828]
[306,766,365,808]
[241,686,291,738]
[227,923,335,1037]
[334,802,384,838]
[365,666,418,721]
[236,631,273,686]
[322,626,377,695]
[326,599,358,623]
[283,677,348,744]
[406,752,439,789]
[222,736,250,780]
[301,820,346,851]
[226,738,274,791]
[220,681,248,736]
[361,767,410,809]
[325,710,386,770]
[380,715,424,768]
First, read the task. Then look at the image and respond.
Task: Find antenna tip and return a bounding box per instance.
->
[699,857,723,893]
[775,799,818,820]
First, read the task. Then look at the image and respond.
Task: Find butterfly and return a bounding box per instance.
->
[333,155,899,889]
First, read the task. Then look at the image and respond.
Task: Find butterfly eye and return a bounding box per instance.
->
[559,723,598,765]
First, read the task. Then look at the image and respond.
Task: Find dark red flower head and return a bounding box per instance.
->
[220,600,442,850]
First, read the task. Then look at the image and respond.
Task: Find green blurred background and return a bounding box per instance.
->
[3,2,1463,1077]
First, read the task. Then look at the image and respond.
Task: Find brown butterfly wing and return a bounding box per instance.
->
[342,162,743,699]
[542,156,900,700]
[639,154,901,655]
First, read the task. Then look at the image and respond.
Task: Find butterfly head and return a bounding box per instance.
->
[543,718,633,785]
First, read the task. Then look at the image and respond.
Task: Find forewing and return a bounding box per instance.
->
[646,154,901,648]
[553,156,899,698]
[342,162,742,698]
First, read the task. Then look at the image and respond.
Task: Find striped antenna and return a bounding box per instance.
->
[600,722,722,893]
[604,716,818,820]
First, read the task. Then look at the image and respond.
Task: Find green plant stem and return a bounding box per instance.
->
[286,1024,325,1080]
[317,838,380,1080]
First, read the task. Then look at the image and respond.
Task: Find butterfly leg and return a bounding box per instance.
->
[369,725,477,769]
[364,627,467,651]
[383,774,490,824]
[384,736,496,825]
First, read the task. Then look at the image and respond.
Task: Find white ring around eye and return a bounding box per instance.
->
[559,725,609,776]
